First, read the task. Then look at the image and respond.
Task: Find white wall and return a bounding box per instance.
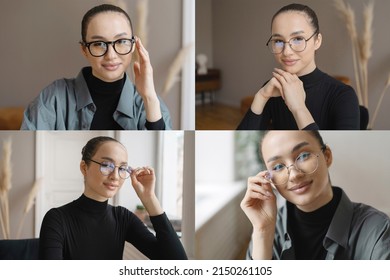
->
[195,131,235,184]
[322,131,390,216]
[197,0,390,129]
[0,0,185,129]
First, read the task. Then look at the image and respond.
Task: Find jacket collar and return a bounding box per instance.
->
[75,67,135,118]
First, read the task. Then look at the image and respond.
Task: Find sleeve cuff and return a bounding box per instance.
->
[145,117,166,130]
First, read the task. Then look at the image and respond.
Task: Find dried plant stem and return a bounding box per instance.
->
[0,139,12,239]
[351,40,363,104]
[16,178,43,238]
[369,84,390,129]
[0,196,8,238]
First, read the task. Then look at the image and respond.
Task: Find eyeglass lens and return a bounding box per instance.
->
[100,161,131,179]
[269,37,307,54]
[269,152,319,185]
[88,39,134,57]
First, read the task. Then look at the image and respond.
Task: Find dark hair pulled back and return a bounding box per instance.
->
[81,4,133,42]
[271,3,320,34]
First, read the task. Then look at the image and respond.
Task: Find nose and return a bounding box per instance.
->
[108,166,120,180]
[105,43,117,59]
[282,42,294,56]
[288,165,304,182]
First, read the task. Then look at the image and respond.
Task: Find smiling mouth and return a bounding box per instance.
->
[103,63,121,71]
[104,183,118,190]
[282,59,298,66]
[289,181,312,193]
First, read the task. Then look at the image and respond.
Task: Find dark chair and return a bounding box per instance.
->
[0,238,39,260]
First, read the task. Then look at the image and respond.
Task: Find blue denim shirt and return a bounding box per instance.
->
[246,187,390,260]
[20,67,172,130]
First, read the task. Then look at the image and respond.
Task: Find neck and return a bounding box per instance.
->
[297,183,333,212]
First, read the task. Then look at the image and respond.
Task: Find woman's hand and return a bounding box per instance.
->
[250,77,283,115]
[272,68,315,129]
[241,171,277,259]
[133,37,162,122]
[130,166,163,216]
[240,171,277,232]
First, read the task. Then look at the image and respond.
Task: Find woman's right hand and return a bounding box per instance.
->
[240,171,277,232]
[250,78,283,115]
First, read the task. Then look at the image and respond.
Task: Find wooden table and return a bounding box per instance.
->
[196,69,221,105]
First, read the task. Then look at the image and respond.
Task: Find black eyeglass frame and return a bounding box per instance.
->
[88,158,132,179]
[80,36,136,57]
[265,30,319,54]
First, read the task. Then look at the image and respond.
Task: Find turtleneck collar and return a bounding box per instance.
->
[74,194,109,214]
[292,187,341,226]
[83,67,125,96]
[298,67,323,88]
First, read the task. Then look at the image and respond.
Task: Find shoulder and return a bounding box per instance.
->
[352,202,390,227]
[318,70,356,96]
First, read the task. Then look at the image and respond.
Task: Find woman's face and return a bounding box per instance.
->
[261,131,332,212]
[271,11,322,76]
[81,141,128,202]
[81,12,133,82]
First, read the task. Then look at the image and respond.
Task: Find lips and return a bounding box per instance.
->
[103,182,118,191]
[102,63,121,71]
[288,180,312,194]
[282,59,298,66]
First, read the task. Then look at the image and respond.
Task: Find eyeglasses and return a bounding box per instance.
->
[80,37,135,57]
[267,147,325,186]
[88,159,132,179]
[266,31,318,54]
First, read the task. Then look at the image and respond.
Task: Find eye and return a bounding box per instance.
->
[90,41,106,48]
[118,165,129,173]
[271,163,285,172]
[116,39,130,46]
[291,37,305,45]
[101,161,114,169]
[296,152,311,162]
[273,39,284,47]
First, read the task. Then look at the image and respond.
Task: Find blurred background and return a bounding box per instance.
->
[196,0,390,129]
[195,131,390,259]
[0,0,195,130]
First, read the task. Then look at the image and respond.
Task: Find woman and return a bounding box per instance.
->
[237,4,360,130]
[39,136,187,260]
[241,131,390,259]
[21,4,171,130]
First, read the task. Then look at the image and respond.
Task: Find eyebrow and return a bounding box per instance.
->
[100,156,128,165]
[90,32,130,40]
[271,30,305,38]
[266,141,310,163]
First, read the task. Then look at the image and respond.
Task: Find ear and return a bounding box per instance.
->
[80,44,88,58]
[80,160,88,176]
[323,145,332,168]
[314,33,322,51]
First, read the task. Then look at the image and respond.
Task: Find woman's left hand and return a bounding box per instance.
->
[133,37,162,122]
[272,68,315,129]
[130,166,163,216]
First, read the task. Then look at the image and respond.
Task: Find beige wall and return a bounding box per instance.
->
[0,132,35,239]
[197,0,390,129]
[195,0,213,68]
[0,0,184,129]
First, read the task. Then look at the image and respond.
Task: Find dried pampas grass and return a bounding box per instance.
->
[162,43,195,97]
[16,178,43,238]
[0,139,12,239]
[334,0,374,108]
[368,73,390,129]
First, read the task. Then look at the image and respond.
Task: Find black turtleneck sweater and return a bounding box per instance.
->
[83,68,165,130]
[287,188,342,259]
[39,194,187,260]
[237,68,360,130]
